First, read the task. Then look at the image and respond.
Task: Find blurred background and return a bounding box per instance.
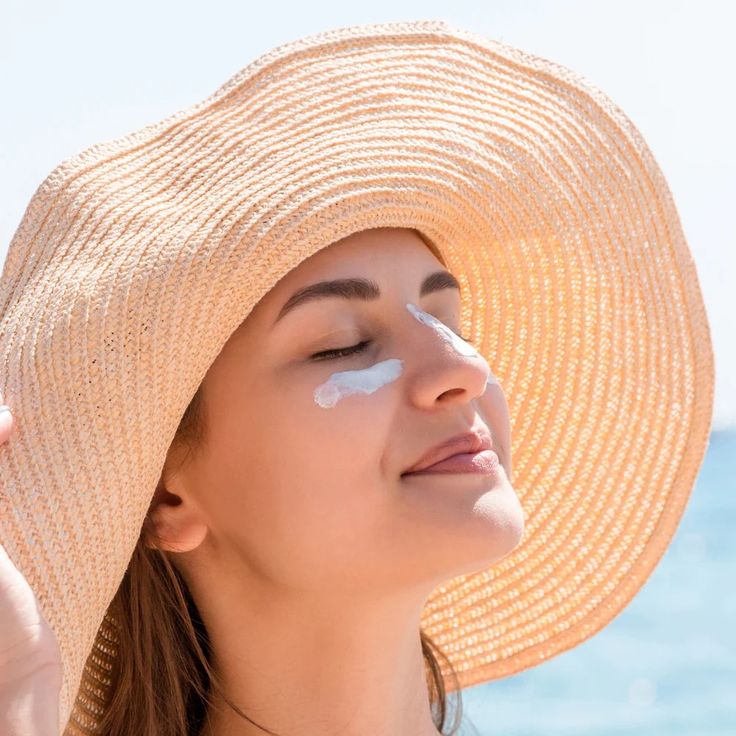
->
[2,1,734,733]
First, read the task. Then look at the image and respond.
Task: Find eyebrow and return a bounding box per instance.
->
[273,270,461,326]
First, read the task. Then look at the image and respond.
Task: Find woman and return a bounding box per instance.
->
[144,226,521,735]
[0,18,714,736]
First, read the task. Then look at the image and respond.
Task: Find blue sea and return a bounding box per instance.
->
[454,428,736,736]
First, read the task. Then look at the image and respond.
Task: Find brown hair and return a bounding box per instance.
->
[97,375,465,735]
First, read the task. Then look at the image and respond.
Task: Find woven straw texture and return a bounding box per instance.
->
[0,19,714,735]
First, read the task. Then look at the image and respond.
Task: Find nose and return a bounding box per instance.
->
[402,302,492,410]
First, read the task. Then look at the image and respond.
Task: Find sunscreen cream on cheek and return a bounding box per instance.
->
[313,358,404,409]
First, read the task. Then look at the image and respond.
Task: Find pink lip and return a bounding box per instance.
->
[402,448,500,476]
[403,427,494,474]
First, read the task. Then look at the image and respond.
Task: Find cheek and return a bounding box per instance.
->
[218,372,395,514]
[475,382,512,480]
[290,370,395,483]
[209,383,395,587]
[259,375,400,554]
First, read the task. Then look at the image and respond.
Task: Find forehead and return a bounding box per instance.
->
[238,227,453,337]
[271,227,443,298]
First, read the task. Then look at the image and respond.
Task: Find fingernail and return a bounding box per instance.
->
[0,405,11,414]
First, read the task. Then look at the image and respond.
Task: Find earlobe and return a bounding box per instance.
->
[145,504,208,553]
[145,482,209,553]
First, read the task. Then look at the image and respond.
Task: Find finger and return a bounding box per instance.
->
[0,404,12,446]
[475,372,512,483]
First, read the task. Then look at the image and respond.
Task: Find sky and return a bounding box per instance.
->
[2,0,734,430]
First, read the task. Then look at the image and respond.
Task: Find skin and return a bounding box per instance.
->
[149,226,524,736]
[0,398,11,445]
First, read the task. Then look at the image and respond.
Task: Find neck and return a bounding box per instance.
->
[190,575,446,736]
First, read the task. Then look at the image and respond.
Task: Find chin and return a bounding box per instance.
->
[469,483,526,564]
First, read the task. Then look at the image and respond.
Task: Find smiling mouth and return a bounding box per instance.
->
[401,448,500,477]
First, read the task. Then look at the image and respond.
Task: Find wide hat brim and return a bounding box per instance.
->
[0,19,714,735]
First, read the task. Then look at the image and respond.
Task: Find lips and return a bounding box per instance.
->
[402,427,493,475]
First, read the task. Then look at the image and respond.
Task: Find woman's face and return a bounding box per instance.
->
[155,227,523,599]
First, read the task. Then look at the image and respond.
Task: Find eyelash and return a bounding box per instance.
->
[310,331,474,361]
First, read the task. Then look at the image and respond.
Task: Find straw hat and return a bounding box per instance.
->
[0,18,714,735]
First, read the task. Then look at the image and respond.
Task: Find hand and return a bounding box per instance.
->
[0,393,63,735]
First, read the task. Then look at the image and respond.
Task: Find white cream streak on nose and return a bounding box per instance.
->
[405,303,500,387]
[314,358,404,408]
[405,303,477,357]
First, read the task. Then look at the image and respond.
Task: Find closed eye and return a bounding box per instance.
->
[310,341,372,361]
[310,330,474,361]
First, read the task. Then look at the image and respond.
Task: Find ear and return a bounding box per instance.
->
[145,475,209,553]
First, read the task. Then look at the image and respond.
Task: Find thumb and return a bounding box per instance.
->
[0,393,12,446]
